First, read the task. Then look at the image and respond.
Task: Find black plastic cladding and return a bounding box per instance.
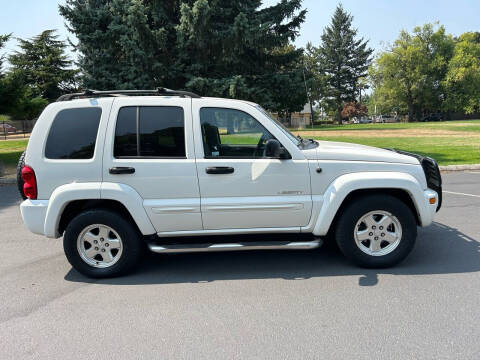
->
[386,148,442,212]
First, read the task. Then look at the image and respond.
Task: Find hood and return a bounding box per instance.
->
[302,141,420,165]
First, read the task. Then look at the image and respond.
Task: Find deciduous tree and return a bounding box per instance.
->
[369,24,455,121]
[341,101,367,120]
[444,32,480,114]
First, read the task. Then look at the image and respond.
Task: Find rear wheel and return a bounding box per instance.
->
[63,209,143,278]
[335,195,417,268]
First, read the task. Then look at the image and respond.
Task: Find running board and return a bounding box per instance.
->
[147,239,322,254]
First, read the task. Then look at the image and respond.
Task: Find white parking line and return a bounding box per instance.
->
[443,190,480,198]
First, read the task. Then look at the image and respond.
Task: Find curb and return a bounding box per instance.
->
[439,164,480,172]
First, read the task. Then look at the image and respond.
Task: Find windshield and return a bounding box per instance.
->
[254,105,300,146]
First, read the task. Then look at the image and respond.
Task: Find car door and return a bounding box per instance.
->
[103,97,202,233]
[192,99,312,231]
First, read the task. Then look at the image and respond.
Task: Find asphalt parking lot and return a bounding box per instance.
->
[0,172,479,359]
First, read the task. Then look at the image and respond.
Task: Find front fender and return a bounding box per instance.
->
[312,172,432,236]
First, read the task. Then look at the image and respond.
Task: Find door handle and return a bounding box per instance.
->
[205,166,234,174]
[109,167,135,175]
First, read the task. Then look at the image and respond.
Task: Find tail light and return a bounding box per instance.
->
[21,166,37,200]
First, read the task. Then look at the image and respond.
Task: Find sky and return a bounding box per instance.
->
[0,0,479,58]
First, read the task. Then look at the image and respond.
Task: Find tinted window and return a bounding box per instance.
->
[200,107,274,158]
[114,106,185,158]
[139,107,185,157]
[114,107,137,157]
[45,107,102,159]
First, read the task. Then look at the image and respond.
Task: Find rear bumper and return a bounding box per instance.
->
[20,199,48,236]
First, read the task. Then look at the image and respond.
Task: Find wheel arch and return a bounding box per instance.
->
[325,188,420,239]
[312,172,426,237]
[44,182,156,238]
[59,199,142,236]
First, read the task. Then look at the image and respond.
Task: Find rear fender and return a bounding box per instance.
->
[44,182,156,238]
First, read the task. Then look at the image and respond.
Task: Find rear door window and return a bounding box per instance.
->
[114,106,185,158]
[45,107,102,159]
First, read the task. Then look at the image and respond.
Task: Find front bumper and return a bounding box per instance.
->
[387,149,442,212]
[20,199,48,236]
[422,189,439,227]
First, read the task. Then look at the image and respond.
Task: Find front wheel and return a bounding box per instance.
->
[63,209,143,278]
[335,195,417,268]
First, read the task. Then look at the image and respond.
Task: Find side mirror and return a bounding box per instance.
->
[265,139,290,159]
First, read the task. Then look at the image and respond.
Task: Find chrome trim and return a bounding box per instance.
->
[205,203,304,212]
[148,239,322,254]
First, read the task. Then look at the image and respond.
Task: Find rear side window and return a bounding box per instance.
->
[114,106,185,158]
[45,107,102,159]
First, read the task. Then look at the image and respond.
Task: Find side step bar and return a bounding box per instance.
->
[148,239,322,254]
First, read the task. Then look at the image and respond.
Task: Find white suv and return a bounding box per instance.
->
[19,89,442,278]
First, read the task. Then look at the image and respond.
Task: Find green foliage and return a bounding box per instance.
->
[176,0,307,113]
[308,4,373,122]
[8,30,77,102]
[0,71,24,115]
[0,34,11,76]
[8,90,48,120]
[303,42,327,104]
[60,0,180,90]
[370,23,455,120]
[59,0,308,113]
[0,71,48,119]
[444,32,480,114]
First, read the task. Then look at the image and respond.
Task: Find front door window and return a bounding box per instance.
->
[200,107,275,158]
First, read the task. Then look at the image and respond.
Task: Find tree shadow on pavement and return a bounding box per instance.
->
[65,222,480,287]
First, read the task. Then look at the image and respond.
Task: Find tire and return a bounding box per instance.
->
[63,209,143,278]
[335,194,417,268]
[16,151,27,200]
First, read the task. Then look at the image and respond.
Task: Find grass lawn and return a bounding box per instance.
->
[0,139,28,175]
[310,136,479,165]
[294,119,480,133]
[292,120,480,166]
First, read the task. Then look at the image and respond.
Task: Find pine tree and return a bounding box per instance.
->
[0,34,11,77]
[317,4,373,123]
[60,0,184,90]
[8,30,77,101]
[59,0,307,114]
[176,0,307,114]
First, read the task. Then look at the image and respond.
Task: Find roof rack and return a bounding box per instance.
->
[56,87,201,101]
